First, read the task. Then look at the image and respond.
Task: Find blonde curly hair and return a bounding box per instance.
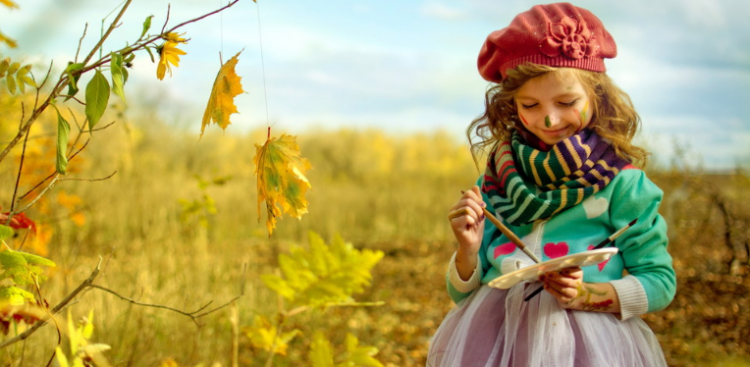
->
[468,63,649,167]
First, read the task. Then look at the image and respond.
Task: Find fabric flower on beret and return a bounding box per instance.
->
[539,16,598,60]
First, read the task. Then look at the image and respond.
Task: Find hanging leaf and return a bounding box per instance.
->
[260,232,384,308]
[55,108,70,174]
[85,69,110,131]
[110,52,126,104]
[201,50,244,137]
[64,62,84,101]
[253,130,312,235]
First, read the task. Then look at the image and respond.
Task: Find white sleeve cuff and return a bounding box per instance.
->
[611,275,649,321]
[448,252,482,293]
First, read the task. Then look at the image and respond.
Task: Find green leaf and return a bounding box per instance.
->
[140,15,153,39]
[0,285,35,305]
[20,252,56,267]
[0,250,55,285]
[85,70,110,131]
[56,109,70,174]
[145,46,155,63]
[310,331,334,367]
[0,224,12,241]
[262,231,384,308]
[64,62,85,101]
[110,53,126,104]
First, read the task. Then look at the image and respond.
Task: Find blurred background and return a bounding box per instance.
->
[1,0,749,366]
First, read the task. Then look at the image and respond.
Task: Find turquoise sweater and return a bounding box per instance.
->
[447,168,676,319]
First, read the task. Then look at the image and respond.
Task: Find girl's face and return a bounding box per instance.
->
[514,69,593,145]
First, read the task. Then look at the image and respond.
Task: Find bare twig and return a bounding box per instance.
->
[161,4,171,35]
[58,170,117,183]
[0,258,103,349]
[5,120,31,227]
[75,23,89,63]
[81,0,132,67]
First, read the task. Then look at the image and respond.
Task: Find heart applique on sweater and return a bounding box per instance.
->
[543,242,569,259]
[588,245,610,271]
[494,242,517,258]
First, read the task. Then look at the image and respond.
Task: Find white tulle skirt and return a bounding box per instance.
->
[427,284,667,367]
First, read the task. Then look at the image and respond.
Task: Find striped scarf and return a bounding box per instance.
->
[482,129,630,226]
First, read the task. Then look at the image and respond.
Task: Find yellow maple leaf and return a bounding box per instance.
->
[201,51,244,137]
[253,129,312,235]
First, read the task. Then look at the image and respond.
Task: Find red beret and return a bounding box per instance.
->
[478,2,617,83]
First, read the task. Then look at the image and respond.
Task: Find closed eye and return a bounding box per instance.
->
[559,99,579,107]
[520,103,538,109]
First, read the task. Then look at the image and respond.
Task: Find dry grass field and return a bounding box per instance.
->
[1,110,749,366]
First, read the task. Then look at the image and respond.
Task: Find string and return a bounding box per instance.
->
[219,0,225,57]
[256,1,271,127]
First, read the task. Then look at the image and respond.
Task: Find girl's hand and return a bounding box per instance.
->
[448,186,486,280]
[448,185,486,255]
[540,267,583,307]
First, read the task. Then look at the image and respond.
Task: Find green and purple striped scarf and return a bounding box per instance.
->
[482,129,631,226]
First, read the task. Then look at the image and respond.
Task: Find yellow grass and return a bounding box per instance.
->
[0,110,748,366]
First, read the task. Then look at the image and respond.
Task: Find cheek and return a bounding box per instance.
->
[519,112,530,126]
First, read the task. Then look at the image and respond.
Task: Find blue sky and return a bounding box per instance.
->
[3,0,750,170]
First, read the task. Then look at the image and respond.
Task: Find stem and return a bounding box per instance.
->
[81,0,132,67]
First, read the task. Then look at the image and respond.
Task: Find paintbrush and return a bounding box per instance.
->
[523,218,638,302]
[459,191,541,264]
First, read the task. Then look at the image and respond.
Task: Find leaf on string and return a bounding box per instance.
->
[201,50,244,137]
[85,69,110,131]
[243,315,301,356]
[253,130,311,235]
[261,232,384,308]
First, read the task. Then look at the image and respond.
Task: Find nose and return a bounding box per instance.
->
[543,112,561,128]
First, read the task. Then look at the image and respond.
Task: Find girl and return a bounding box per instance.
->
[427,3,676,367]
